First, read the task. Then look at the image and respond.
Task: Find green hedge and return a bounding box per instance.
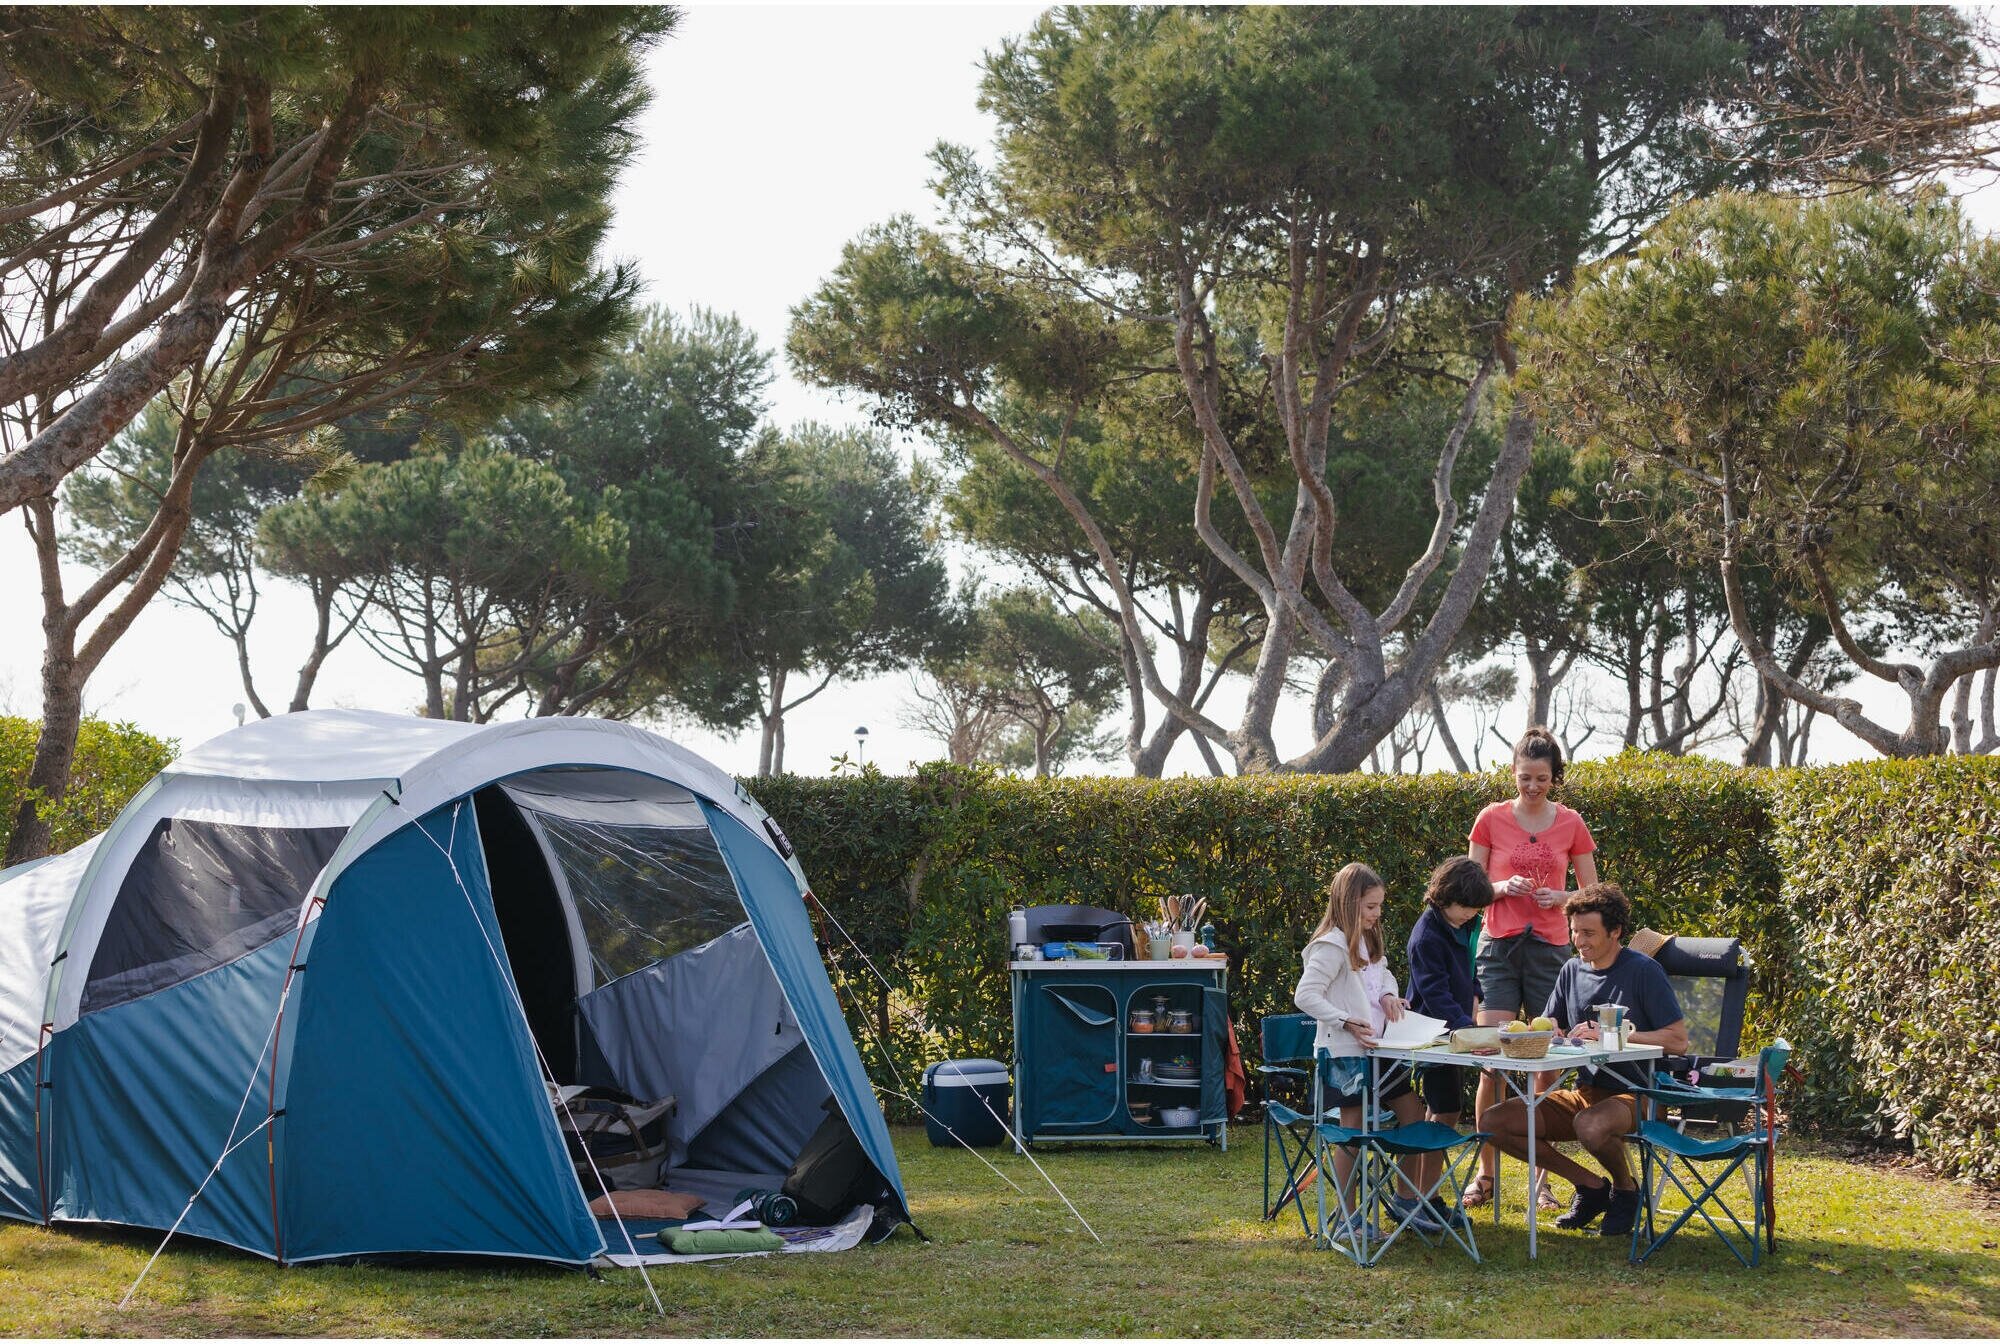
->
[1774,757,2000,1181]
[6,718,1988,1182]
[757,754,1999,1184]
[754,753,1786,1118]
[0,716,176,860]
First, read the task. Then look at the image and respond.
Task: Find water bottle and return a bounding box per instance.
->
[1008,907,1028,949]
[1198,922,1216,952]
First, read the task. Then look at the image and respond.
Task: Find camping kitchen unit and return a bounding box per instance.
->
[1011,957,1229,1147]
[0,709,908,1265]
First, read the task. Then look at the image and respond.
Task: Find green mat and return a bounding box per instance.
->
[658,1226,787,1255]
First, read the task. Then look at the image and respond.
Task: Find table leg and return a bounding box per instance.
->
[1525,1072,1540,1259]
[1366,1054,1379,1252]
[1491,1067,1502,1229]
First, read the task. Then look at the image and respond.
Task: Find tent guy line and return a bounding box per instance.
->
[411,805,665,1316]
[118,1114,273,1311]
[808,890,1101,1245]
[117,896,312,1310]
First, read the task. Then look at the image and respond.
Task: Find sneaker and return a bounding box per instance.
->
[1553,1179,1615,1230]
[1328,1211,1375,1244]
[1386,1195,1445,1233]
[1599,1185,1642,1237]
[1426,1195,1470,1230]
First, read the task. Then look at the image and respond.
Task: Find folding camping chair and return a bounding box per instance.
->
[1258,1013,1320,1236]
[1344,1113,1488,1266]
[1257,1014,1484,1266]
[1625,1043,1789,1267]
[1633,931,1759,1210]
[1305,1060,1486,1267]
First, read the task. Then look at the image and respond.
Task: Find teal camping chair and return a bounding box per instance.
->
[1626,1043,1789,1266]
[1259,1013,1320,1235]
[1308,1052,1487,1266]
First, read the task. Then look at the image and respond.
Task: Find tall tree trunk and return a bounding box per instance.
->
[1620,622,1645,748]
[1743,673,1780,767]
[5,650,83,866]
[7,431,204,860]
[1715,472,1996,757]
[422,663,447,719]
[8,501,83,865]
[758,667,787,777]
[1952,609,1999,754]
[1524,643,1555,728]
[288,581,342,714]
[1430,685,1472,773]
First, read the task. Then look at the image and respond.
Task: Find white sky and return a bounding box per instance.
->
[0,4,1974,772]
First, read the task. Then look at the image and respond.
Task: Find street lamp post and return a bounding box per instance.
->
[853,725,869,772]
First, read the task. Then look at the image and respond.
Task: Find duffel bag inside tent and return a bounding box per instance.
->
[0,709,909,1264]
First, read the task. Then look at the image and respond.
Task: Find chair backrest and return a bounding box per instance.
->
[1652,935,1750,1058]
[1023,903,1135,957]
[1260,1012,1317,1067]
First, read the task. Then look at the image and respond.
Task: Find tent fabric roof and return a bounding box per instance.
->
[170,708,474,782]
[43,711,798,1034]
[171,709,749,811]
[164,708,773,866]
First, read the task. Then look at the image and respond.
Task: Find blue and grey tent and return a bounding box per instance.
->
[0,709,908,1264]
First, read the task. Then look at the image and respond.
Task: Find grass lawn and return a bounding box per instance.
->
[3,1126,1998,1337]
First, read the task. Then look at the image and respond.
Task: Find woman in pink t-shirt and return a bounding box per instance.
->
[1459,726,1600,1210]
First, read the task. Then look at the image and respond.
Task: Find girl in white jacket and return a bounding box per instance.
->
[1293,861,1433,1234]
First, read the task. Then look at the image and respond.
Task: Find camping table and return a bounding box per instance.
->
[1364,1041,1662,1258]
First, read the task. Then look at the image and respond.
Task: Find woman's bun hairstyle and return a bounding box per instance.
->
[1512,725,1564,786]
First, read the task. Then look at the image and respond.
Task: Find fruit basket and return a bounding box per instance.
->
[1498,1028,1554,1060]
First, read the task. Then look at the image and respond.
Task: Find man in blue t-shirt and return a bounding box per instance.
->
[1483,883,1688,1238]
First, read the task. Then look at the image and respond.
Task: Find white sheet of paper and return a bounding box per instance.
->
[1375,1011,1448,1050]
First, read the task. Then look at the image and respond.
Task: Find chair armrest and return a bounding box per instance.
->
[1256,1064,1308,1077]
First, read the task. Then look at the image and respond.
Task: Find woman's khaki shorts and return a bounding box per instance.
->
[1475,929,1571,1016]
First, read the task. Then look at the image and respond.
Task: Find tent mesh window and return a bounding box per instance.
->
[82,818,345,1013]
[530,814,745,984]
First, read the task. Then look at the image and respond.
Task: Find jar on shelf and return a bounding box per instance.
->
[1128,1008,1156,1034]
[1166,1009,1196,1034]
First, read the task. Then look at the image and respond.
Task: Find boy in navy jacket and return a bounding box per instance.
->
[1405,855,1493,1223]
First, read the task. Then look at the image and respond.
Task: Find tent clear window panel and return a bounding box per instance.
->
[514,802,746,984]
[83,818,344,1013]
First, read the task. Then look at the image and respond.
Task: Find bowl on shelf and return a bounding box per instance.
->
[1158,1105,1199,1128]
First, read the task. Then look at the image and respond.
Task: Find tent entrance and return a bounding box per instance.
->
[475,769,833,1198]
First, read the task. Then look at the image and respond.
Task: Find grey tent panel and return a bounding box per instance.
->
[576,924,806,1161]
[683,1041,831,1176]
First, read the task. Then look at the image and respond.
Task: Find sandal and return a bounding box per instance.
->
[1460,1174,1496,1209]
[1535,1179,1563,1213]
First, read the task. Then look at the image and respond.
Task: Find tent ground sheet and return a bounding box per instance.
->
[595,1204,873,1267]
